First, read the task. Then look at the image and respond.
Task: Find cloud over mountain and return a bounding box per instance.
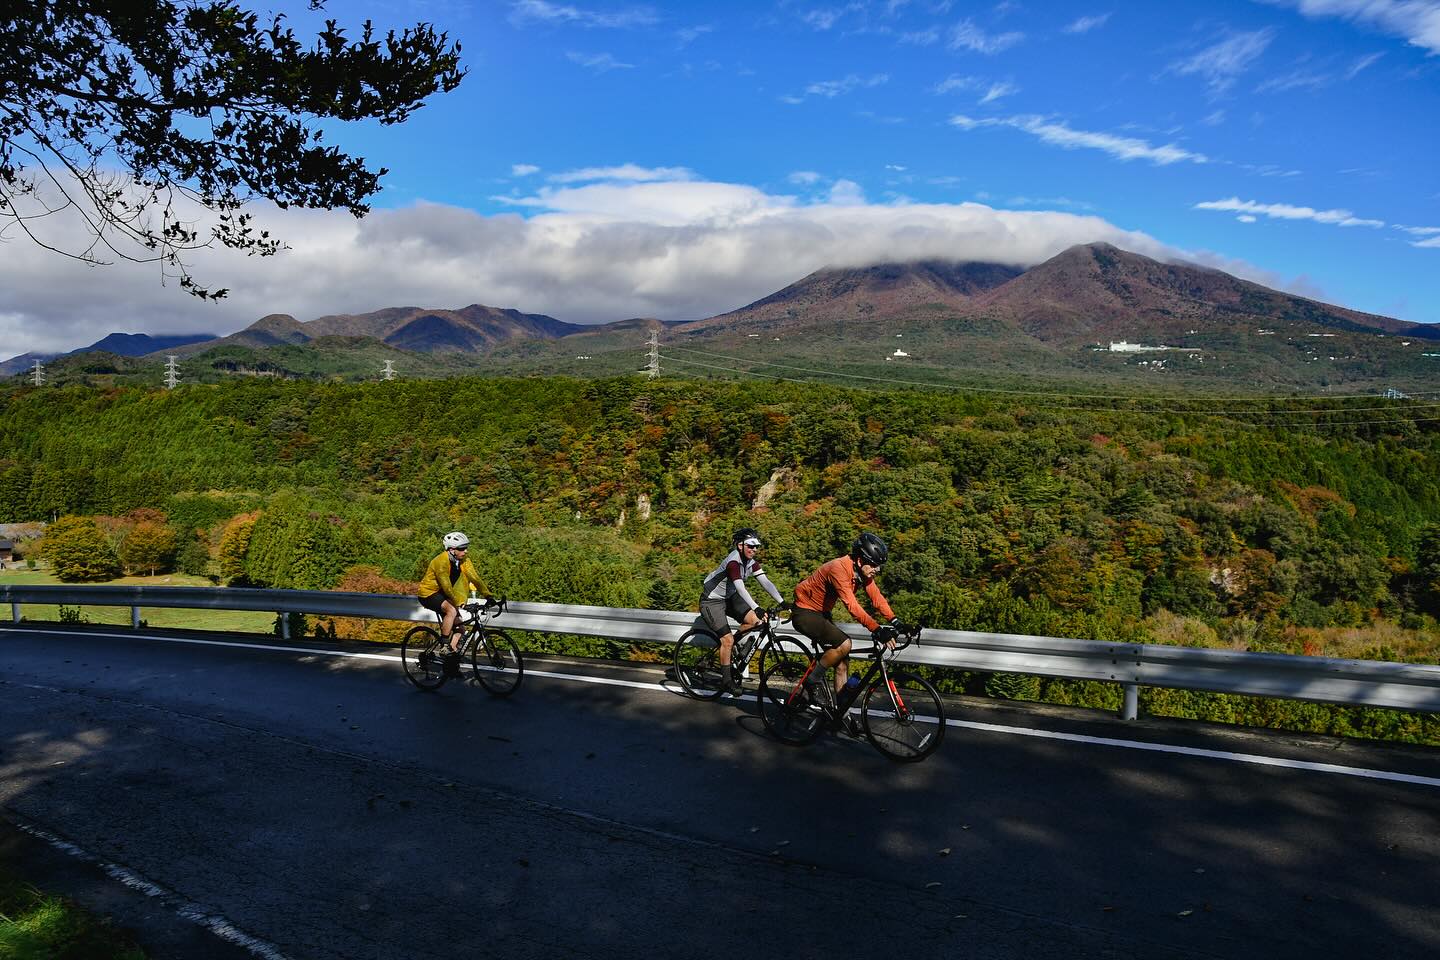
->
[0,171,1299,357]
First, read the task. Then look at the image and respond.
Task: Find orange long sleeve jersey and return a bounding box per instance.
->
[792,556,894,632]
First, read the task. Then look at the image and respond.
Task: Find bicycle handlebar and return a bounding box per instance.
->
[462,596,507,618]
[867,621,923,658]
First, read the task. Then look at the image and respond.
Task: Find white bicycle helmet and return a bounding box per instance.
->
[442,531,470,550]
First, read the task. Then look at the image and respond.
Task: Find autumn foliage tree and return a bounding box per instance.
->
[40,514,120,581]
[0,0,465,297]
[120,520,176,575]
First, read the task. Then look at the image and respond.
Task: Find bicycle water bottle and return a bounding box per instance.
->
[841,675,861,705]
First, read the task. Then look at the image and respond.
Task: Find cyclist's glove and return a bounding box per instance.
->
[872,624,897,644]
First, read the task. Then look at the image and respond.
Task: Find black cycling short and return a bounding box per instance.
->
[418,592,450,618]
[699,593,754,636]
[790,605,850,650]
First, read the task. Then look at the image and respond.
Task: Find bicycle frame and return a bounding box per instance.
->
[787,633,914,720]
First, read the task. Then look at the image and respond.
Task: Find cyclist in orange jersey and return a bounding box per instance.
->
[790,533,902,706]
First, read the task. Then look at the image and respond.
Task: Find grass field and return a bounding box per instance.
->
[0,568,274,634]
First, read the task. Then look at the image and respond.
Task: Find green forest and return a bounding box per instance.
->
[3,375,1439,742]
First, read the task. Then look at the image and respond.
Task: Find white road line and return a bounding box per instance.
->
[9,817,294,960]
[6,626,1439,788]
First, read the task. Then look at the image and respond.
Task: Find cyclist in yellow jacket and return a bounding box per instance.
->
[418,531,493,674]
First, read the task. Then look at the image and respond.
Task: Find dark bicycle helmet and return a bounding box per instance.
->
[732,527,762,549]
[850,532,888,566]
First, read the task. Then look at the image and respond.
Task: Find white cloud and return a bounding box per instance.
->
[828,179,867,205]
[802,4,866,31]
[676,24,713,45]
[1347,51,1385,76]
[510,0,659,29]
[934,73,977,93]
[1169,29,1276,94]
[899,27,941,44]
[980,80,1020,103]
[950,19,1025,53]
[1237,214,1258,222]
[1262,0,1440,56]
[566,51,634,71]
[788,171,823,185]
[549,164,695,183]
[1397,224,1440,247]
[1064,13,1112,34]
[512,164,541,177]
[934,74,1018,102]
[1195,196,1385,228]
[802,73,890,98]
[1255,68,1331,93]
[885,164,908,172]
[950,114,1208,164]
[4,171,1294,356]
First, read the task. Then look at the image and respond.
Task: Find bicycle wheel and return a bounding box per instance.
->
[471,629,524,697]
[758,634,816,681]
[860,671,946,762]
[674,628,726,700]
[757,645,825,745]
[402,625,448,691]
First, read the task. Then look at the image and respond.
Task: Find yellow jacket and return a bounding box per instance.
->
[418,552,491,608]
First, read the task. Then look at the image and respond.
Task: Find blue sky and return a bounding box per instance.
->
[3,0,1439,356]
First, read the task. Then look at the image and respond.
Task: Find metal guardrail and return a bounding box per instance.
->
[3,584,1439,718]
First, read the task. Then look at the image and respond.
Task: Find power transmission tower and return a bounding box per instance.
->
[163,355,181,389]
[31,360,45,386]
[644,330,660,378]
[381,360,396,381]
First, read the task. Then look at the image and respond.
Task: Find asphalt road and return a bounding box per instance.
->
[1,623,1437,960]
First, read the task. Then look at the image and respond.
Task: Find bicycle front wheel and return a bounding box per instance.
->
[757,645,825,745]
[860,671,946,762]
[674,628,725,700]
[402,625,448,691]
[472,629,524,696]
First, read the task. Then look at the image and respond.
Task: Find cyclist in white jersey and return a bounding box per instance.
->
[699,527,786,696]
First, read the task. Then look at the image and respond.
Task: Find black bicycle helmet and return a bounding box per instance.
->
[732,527,762,549]
[850,532,888,566]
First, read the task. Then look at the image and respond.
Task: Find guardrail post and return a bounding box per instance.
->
[279,612,290,640]
[131,606,141,629]
[1121,683,1139,721]
[10,602,19,623]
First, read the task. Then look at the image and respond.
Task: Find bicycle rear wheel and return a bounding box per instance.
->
[757,644,825,745]
[471,629,524,696]
[674,628,726,700]
[402,625,448,691]
[860,671,945,762]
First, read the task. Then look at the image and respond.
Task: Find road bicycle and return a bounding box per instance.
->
[673,606,808,700]
[402,597,523,695]
[757,623,945,762]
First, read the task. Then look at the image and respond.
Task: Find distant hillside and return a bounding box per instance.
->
[2,332,216,377]
[680,259,1024,335]
[974,242,1432,345]
[178,303,586,357]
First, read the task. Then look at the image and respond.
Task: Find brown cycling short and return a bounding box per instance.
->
[790,605,850,650]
